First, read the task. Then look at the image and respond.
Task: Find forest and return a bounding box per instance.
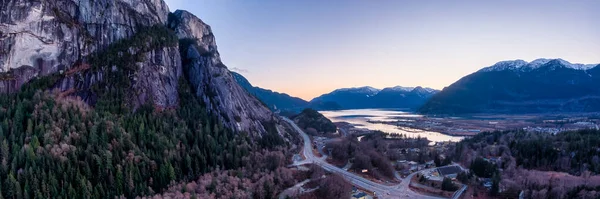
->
[292,109,336,135]
[325,131,431,180]
[455,129,600,175]
[0,25,294,199]
[454,129,600,199]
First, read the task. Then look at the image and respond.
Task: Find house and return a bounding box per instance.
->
[352,192,367,199]
[482,178,493,189]
[400,170,411,177]
[425,160,435,168]
[408,161,419,172]
[437,165,462,179]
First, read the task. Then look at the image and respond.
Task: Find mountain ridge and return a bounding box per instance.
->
[420,58,600,114]
[480,58,599,72]
[0,0,293,137]
[232,71,309,112]
[311,85,438,110]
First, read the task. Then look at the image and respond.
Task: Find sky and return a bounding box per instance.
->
[164,0,600,101]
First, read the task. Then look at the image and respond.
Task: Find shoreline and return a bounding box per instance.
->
[366,120,477,137]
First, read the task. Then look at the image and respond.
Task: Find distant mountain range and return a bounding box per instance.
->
[419,58,600,114]
[232,72,309,112]
[310,86,438,110]
[233,72,436,112]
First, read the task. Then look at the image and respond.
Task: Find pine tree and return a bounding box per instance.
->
[490,172,501,196]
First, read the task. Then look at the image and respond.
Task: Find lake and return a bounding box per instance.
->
[319,109,464,143]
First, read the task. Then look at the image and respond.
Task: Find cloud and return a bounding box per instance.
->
[230,67,249,73]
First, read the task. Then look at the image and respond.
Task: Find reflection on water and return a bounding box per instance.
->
[320,109,463,143]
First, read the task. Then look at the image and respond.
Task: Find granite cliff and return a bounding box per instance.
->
[170,10,287,136]
[0,0,290,137]
[0,0,179,107]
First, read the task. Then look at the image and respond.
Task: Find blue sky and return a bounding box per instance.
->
[164,0,600,100]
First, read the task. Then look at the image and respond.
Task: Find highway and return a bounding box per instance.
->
[282,117,447,199]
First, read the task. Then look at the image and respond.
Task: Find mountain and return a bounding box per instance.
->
[231,72,435,111]
[307,100,344,111]
[374,86,439,108]
[232,72,309,112]
[0,0,178,107]
[170,10,289,135]
[310,86,380,109]
[0,0,291,137]
[419,58,600,114]
[0,1,298,198]
[310,86,438,109]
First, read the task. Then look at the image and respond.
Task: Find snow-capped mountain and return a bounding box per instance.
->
[311,86,438,109]
[480,58,599,72]
[332,86,381,95]
[420,58,600,114]
[385,86,416,92]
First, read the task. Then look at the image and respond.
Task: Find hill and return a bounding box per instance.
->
[293,108,337,135]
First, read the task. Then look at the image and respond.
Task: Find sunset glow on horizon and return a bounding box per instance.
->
[165,0,600,101]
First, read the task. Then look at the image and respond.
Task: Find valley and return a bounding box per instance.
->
[320,109,463,142]
[0,0,598,199]
[369,112,600,136]
[282,117,447,199]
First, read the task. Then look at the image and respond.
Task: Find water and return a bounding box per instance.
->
[320,109,463,143]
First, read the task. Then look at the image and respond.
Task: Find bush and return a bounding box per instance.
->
[442,177,458,192]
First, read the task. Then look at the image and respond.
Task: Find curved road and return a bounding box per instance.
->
[283,117,445,199]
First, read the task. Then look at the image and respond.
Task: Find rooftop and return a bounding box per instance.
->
[437,165,462,176]
[352,192,367,198]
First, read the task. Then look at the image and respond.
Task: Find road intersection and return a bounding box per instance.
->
[283,117,446,199]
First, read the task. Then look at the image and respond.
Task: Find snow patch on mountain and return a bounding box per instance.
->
[335,86,438,95]
[388,86,415,92]
[480,58,599,72]
[334,86,381,94]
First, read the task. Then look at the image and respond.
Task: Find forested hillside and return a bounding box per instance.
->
[292,109,336,135]
[0,23,293,198]
[0,70,292,198]
[455,129,600,198]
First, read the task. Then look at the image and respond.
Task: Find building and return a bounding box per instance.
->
[425,160,435,168]
[437,165,463,179]
[481,178,493,189]
[352,192,367,199]
[408,161,419,172]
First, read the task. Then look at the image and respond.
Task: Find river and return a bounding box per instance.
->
[319,109,463,143]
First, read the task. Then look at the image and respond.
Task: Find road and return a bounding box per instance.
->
[282,117,446,199]
[279,179,311,199]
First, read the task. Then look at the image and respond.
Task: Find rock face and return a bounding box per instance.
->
[0,1,292,138]
[132,48,182,107]
[0,0,181,107]
[169,10,285,135]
